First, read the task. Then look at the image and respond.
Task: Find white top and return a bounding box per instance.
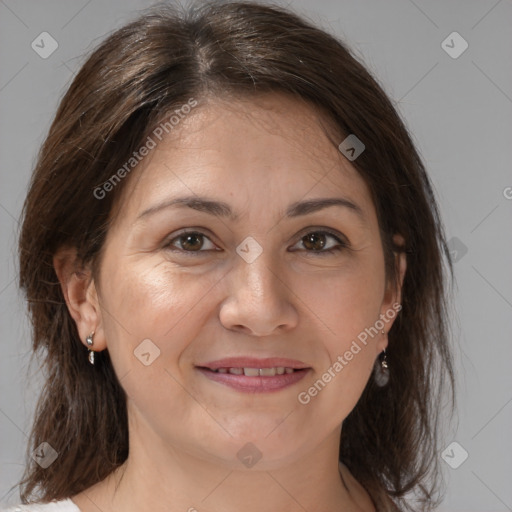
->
[0,499,80,512]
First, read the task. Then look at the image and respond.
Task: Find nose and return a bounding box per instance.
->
[219,251,299,336]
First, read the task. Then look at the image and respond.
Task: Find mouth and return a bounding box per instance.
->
[201,366,302,376]
[195,358,311,393]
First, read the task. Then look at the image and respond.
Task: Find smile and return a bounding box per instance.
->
[196,366,310,392]
[209,367,297,376]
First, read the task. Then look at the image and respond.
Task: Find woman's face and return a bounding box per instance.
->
[85,93,404,469]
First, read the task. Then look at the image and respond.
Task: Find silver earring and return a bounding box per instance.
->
[85,332,95,365]
[374,349,389,387]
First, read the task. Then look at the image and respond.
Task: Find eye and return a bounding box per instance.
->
[164,230,217,254]
[163,228,348,256]
[290,230,348,256]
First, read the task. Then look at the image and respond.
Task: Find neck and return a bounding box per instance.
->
[73,429,363,512]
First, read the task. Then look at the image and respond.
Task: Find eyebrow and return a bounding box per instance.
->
[136,195,366,223]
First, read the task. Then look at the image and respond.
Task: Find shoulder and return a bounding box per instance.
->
[0,499,81,512]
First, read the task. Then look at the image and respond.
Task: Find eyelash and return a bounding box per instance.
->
[163,228,349,257]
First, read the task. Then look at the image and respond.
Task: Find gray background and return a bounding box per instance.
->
[1,0,511,510]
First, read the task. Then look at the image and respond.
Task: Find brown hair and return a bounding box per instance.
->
[15,1,455,510]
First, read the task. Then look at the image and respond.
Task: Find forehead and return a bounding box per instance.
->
[112,93,375,224]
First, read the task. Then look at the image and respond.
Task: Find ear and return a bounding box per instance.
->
[53,246,107,351]
[377,233,407,351]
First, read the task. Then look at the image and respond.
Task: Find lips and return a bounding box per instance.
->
[195,357,311,393]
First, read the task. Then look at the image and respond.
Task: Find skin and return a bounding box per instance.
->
[54,92,406,512]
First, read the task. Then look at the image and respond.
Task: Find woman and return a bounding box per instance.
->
[6,1,455,511]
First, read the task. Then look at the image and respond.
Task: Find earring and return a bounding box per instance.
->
[373,349,389,387]
[85,332,95,365]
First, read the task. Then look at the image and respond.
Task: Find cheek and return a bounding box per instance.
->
[296,271,382,426]
[297,252,385,345]
[294,253,384,405]
[99,254,227,368]
[97,259,219,426]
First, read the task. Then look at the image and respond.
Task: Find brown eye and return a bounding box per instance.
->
[165,231,217,254]
[302,232,327,251]
[180,233,204,251]
[291,230,348,256]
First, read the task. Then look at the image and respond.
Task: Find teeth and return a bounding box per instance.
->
[212,366,298,376]
[243,368,260,376]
